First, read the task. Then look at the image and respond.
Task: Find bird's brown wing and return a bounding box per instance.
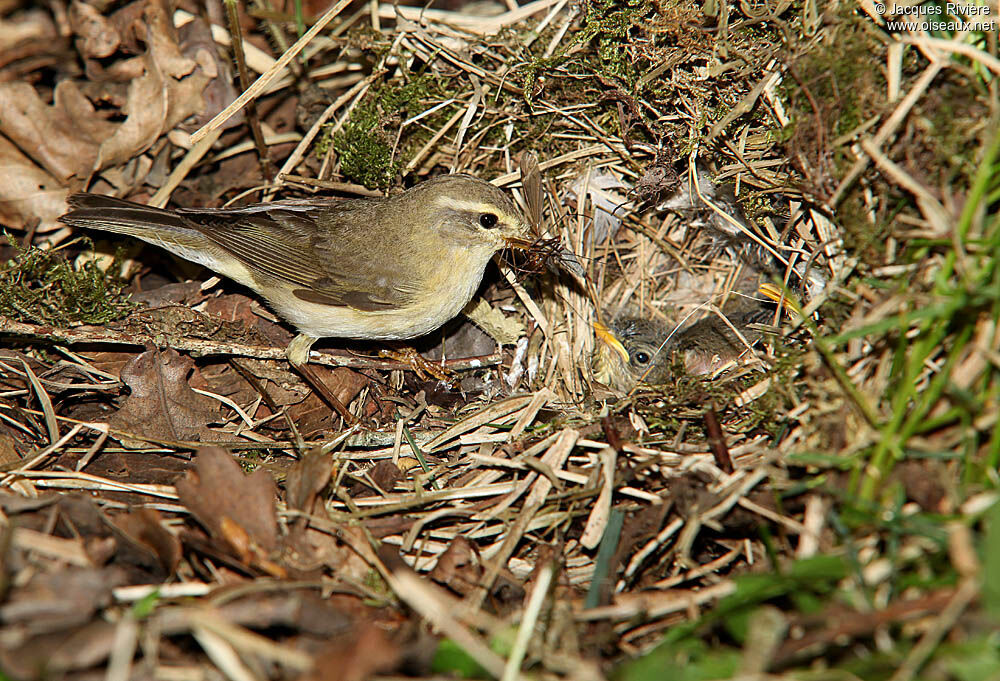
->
[178,199,420,311]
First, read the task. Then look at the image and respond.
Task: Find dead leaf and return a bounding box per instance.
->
[349,460,402,498]
[177,16,244,130]
[138,0,197,79]
[287,367,369,435]
[95,1,207,168]
[129,280,206,307]
[300,620,402,681]
[95,55,167,170]
[0,619,118,680]
[0,432,22,467]
[428,536,483,597]
[0,567,125,635]
[109,507,182,575]
[0,9,56,56]
[0,81,112,182]
[0,0,210,192]
[285,450,334,514]
[463,298,525,346]
[0,128,69,231]
[215,591,354,637]
[68,1,120,59]
[176,446,280,572]
[108,348,220,447]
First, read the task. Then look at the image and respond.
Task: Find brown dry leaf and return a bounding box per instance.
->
[428,536,483,597]
[108,348,220,447]
[0,432,22,467]
[349,460,402,498]
[285,450,335,514]
[0,9,56,56]
[96,0,207,168]
[0,566,125,635]
[0,620,118,680]
[0,80,113,182]
[109,507,182,575]
[95,55,168,170]
[175,446,280,570]
[303,523,377,584]
[137,0,197,80]
[287,367,370,434]
[0,124,70,231]
[300,620,402,681]
[68,0,120,59]
[176,16,244,130]
[77,350,135,381]
[0,0,210,201]
[200,294,264,328]
[365,460,403,494]
[215,591,354,636]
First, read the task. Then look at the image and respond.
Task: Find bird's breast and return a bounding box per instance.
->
[266,242,495,341]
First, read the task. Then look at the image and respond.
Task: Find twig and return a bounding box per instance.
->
[224,0,273,180]
[149,128,224,208]
[190,0,354,144]
[0,315,502,371]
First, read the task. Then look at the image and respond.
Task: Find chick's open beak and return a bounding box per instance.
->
[757,283,801,316]
[593,320,630,364]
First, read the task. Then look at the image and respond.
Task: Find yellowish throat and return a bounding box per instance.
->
[592,306,768,391]
[60,175,531,365]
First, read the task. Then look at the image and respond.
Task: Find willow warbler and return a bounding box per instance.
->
[60,174,531,365]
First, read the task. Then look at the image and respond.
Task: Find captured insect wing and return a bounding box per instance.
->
[520,151,544,234]
[518,152,586,282]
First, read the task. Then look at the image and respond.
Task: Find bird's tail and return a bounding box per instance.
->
[60,193,214,259]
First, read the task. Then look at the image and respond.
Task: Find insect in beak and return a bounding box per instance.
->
[504,236,535,250]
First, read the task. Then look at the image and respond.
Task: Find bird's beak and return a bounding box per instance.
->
[758,283,800,316]
[504,236,534,250]
[502,216,535,250]
[594,320,630,364]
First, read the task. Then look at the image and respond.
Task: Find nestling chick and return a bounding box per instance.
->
[592,304,771,391]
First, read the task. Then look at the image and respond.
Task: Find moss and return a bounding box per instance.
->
[778,10,888,196]
[330,73,447,190]
[576,0,654,84]
[0,235,135,326]
[783,14,885,139]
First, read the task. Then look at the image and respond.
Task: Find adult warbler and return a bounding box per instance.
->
[60,174,531,366]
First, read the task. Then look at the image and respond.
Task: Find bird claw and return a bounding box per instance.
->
[380,347,451,382]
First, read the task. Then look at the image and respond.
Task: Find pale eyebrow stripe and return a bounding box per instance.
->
[435,197,492,212]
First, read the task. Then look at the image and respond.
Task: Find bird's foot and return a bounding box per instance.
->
[380,347,451,382]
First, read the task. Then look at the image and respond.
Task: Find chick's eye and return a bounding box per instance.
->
[479,213,499,229]
[633,351,650,365]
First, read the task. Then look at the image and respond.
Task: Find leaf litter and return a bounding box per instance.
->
[1,0,999,680]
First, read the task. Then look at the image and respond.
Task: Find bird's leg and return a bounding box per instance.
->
[285,333,317,368]
[285,333,359,425]
[379,345,452,382]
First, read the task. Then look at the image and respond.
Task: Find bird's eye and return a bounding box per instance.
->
[633,351,650,365]
[479,213,499,229]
